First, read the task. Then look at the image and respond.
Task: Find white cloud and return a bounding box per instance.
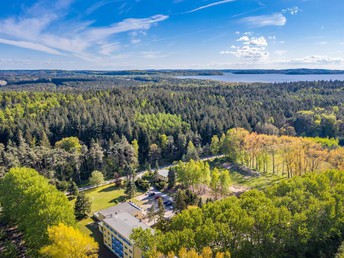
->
[274,50,287,56]
[222,35,270,61]
[99,42,120,56]
[227,45,269,59]
[141,51,167,59]
[237,35,268,46]
[246,36,267,46]
[0,38,62,55]
[282,7,302,15]
[237,36,249,42]
[186,0,236,13]
[88,15,168,40]
[240,13,286,27]
[289,55,344,65]
[0,1,168,60]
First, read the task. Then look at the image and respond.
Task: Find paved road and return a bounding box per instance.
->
[79,154,225,192]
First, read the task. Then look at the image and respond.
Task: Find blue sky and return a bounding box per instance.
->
[0,0,343,70]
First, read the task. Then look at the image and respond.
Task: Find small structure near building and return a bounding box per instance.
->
[95,202,151,258]
[156,169,169,182]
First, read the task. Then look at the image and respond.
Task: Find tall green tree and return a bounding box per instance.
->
[0,167,75,253]
[88,170,104,186]
[167,168,176,189]
[74,192,91,220]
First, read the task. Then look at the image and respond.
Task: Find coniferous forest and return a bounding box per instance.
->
[0,71,344,257]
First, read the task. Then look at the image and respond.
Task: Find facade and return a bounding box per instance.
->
[96,202,150,258]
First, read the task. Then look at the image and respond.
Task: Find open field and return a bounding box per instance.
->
[230,171,285,190]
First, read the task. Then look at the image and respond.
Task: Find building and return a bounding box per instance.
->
[96,202,151,258]
[94,202,143,221]
[156,169,169,182]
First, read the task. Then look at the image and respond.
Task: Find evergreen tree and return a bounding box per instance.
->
[74,192,91,220]
[167,168,176,189]
[125,179,136,199]
[174,189,187,213]
[69,181,79,198]
[156,198,167,231]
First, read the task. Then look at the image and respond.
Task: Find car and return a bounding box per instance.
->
[154,195,160,200]
[164,200,173,206]
[148,192,156,197]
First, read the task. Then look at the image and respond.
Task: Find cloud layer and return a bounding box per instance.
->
[0,0,168,61]
[240,13,286,27]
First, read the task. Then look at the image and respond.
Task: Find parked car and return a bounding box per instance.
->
[154,195,160,200]
[148,192,156,197]
[164,200,173,206]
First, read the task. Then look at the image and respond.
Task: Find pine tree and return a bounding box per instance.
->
[174,189,187,213]
[74,192,91,220]
[156,198,167,231]
[69,181,79,198]
[167,168,176,189]
[125,179,136,199]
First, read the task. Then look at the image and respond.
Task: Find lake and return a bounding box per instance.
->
[177,73,344,83]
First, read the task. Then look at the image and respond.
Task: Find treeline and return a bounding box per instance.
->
[131,170,344,258]
[212,128,344,178]
[0,135,138,184]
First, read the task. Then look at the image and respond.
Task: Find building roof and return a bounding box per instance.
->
[158,169,169,178]
[103,212,150,240]
[97,202,141,218]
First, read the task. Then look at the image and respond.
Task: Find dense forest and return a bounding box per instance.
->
[1,75,344,185]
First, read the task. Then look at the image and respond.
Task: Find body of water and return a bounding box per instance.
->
[177,73,344,83]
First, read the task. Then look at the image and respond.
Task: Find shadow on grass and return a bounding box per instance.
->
[85,221,115,258]
[99,185,121,193]
[110,195,126,204]
[231,171,286,190]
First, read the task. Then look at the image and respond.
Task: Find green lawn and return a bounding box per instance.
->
[230,171,285,190]
[207,157,285,190]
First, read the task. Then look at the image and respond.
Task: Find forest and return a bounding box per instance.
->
[0,73,344,257]
[0,77,344,185]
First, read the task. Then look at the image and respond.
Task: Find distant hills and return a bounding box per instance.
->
[1,69,344,80]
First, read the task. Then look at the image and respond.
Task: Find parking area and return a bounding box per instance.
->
[135,187,174,226]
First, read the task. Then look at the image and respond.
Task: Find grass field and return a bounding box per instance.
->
[207,157,285,190]
[230,171,285,190]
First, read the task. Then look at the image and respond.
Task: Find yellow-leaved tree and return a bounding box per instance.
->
[40,223,98,258]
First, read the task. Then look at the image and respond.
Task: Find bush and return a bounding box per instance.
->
[154,180,167,190]
[135,178,150,192]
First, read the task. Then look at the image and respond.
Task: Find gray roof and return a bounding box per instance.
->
[158,169,169,178]
[103,212,150,240]
[98,202,141,218]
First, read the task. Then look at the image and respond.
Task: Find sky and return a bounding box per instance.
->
[0,0,343,70]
